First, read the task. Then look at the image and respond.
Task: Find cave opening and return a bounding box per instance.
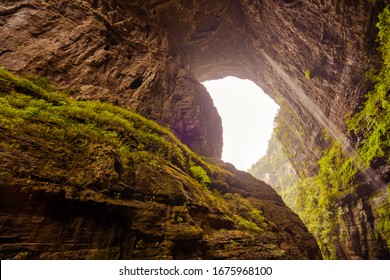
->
[203,76,279,171]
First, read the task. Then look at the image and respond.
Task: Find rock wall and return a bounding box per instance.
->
[0,163,321,260]
[0,0,389,259]
[0,69,321,259]
[0,0,382,170]
[0,0,222,158]
[248,132,299,210]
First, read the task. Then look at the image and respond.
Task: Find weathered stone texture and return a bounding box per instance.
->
[0,0,388,259]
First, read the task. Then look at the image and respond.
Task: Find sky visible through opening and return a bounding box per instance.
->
[203,77,279,171]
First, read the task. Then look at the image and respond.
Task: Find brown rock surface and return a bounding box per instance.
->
[0,0,222,158]
[0,0,389,259]
[0,72,321,259]
[0,0,381,170]
[0,167,321,260]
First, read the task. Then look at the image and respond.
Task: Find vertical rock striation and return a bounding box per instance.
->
[0,0,389,259]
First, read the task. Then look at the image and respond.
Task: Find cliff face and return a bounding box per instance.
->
[0,0,380,166]
[0,70,321,259]
[248,133,299,210]
[0,0,223,158]
[0,0,389,259]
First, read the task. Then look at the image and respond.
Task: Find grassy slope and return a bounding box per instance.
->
[0,67,292,258]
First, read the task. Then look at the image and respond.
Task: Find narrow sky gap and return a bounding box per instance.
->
[203,77,279,171]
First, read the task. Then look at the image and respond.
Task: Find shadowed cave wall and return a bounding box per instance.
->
[0,0,389,259]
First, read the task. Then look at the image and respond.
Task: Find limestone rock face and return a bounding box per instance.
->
[248,133,299,210]
[0,0,381,167]
[0,0,222,158]
[0,162,321,260]
[0,0,388,259]
[0,70,321,259]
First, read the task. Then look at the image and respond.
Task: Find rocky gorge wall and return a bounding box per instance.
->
[0,68,321,259]
[0,0,389,259]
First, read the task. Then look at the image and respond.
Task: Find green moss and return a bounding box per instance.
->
[26,75,55,92]
[223,193,268,232]
[272,5,390,259]
[294,173,340,259]
[190,165,211,187]
[0,171,13,180]
[346,6,390,168]
[0,67,195,183]
[0,67,276,245]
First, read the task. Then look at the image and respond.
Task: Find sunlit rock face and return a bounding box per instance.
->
[0,0,380,170]
[0,0,223,158]
[0,0,388,259]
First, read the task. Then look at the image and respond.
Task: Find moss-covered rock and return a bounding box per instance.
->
[0,69,321,259]
[253,6,390,259]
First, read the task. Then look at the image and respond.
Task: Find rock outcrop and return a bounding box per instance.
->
[0,0,381,165]
[0,0,389,259]
[0,70,321,259]
[249,132,299,209]
[0,0,223,158]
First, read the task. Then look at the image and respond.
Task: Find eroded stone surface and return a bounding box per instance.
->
[0,0,388,259]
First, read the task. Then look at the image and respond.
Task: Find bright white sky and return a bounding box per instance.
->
[203,77,279,171]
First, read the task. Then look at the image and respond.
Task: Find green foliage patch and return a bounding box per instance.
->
[0,67,271,238]
[305,69,311,79]
[190,165,211,187]
[0,67,192,177]
[270,5,390,259]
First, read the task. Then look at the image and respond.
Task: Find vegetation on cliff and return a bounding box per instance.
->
[304,6,390,258]
[248,133,299,209]
[252,6,390,259]
[0,66,268,227]
[0,67,322,259]
[0,68,190,185]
